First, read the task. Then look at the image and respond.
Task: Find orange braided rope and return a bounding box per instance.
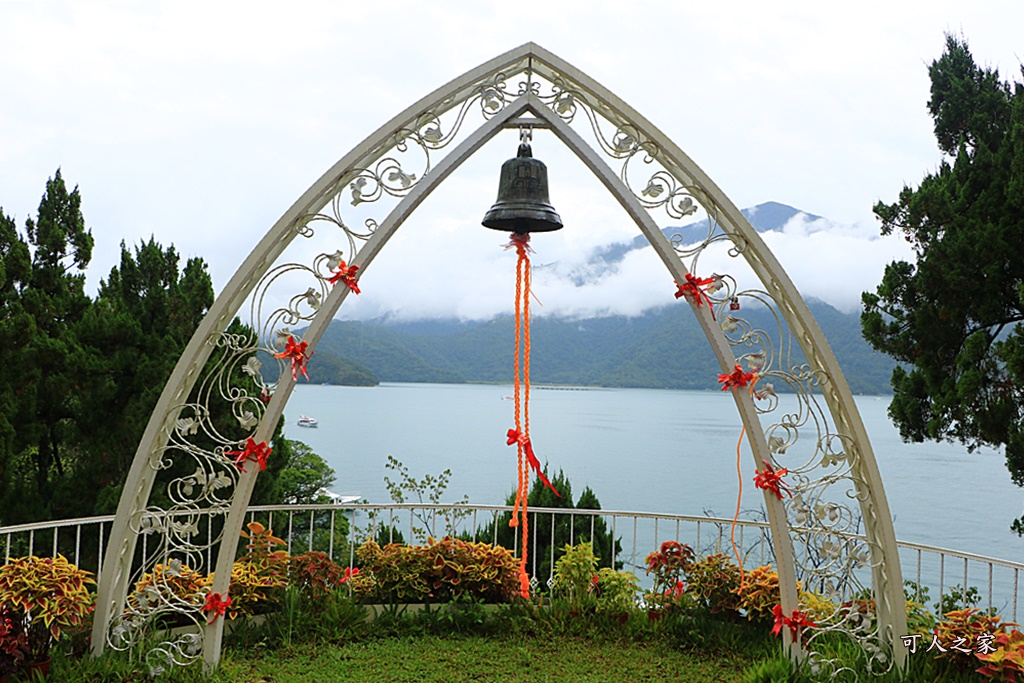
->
[729,377,760,591]
[510,243,524,529]
[732,425,747,590]
[513,234,532,598]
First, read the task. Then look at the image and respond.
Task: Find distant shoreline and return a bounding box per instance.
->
[318,379,892,398]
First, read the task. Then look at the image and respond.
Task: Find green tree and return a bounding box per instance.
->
[0,170,94,522]
[0,175,338,527]
[481,470,622,589]
[0,209,32,518]
[861,35,1024,529]
[273,439,337,504]
[72,238,215,515]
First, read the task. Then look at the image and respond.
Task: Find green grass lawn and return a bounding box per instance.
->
[214,635,751,683]
[45,596,996,683]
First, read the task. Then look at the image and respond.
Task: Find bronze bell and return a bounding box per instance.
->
[482,141,562,234]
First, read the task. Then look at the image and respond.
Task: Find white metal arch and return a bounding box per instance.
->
[93,43,906,675]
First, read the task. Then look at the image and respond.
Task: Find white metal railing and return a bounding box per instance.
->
[2,504,1022,622]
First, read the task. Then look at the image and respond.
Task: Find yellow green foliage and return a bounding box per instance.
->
[128,560,209,613]
[934,608,1013,669]
[977,629,1024,681]
[798,591,837,624]
[592,568,640,614]
[224,521,289,618]
[686,554,741,614]
[356,537,519,603]
[0,555,95,644]
[733,565,780,620]
[553,542,600,610]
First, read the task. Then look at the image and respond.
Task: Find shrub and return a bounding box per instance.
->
[127,560,208,615]
[420,537,519,603]
[798,591,837,624]
[0,606,29,677]
[288,551,348,600]
[686,553,741,614]
[355,537,519,604]
[934,608,1011,670]
[552,542,600,611]
[225,522,289,618]
[644,540,694,611]
[734,565,780,621]
[592,568,640,614]
[357,540,431,603]
[976,629,1024,680]
[0,555,96,663]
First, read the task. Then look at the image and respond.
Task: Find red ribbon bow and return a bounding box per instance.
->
[275,335,312,381]
[328,260,361,294]
[506,428,561,497]
[674,273,717,318]
[753,460,791,500]
[226,438,272,473]
[504,232,534,254]
[772,604,817,640]
[718,365,757,391]
[203,592,232,624]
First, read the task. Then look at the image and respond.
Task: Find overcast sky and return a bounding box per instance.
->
[2,1,1021,320]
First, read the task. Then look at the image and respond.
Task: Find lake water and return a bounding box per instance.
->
[282,382,1024,566]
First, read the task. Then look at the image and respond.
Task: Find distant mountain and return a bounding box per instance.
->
[312,299,894,395]
[303,351,379,386]
[580,201,821,283]
[259,348,380,386]
[302,201,895,393]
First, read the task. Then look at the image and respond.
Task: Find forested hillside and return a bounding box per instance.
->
[311,299,895,394]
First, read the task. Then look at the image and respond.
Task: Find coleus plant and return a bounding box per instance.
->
[733,564,782,621]
[356,537,519,604]
[0,555,95,662]
[0,606,29,676]
[644,540,694,610]
[685,553,742,614]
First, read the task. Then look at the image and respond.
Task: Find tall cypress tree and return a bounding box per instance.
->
[862,35,1024,530]
[0,170,94,521]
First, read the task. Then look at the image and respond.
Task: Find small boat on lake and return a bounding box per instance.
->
[322,490,361,505]
[297,415,318,428]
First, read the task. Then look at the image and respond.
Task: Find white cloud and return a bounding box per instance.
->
[0,0,1017,323]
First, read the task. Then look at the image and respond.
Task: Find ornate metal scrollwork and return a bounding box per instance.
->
[101,45,903,676]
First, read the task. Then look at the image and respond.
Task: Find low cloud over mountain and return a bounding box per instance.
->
[339,201,912,322]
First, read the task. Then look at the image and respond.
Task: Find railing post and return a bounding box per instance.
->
[940,554,945,610]
[329,510,336,560]
[96,521,104,583]
[308,510,314,552]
